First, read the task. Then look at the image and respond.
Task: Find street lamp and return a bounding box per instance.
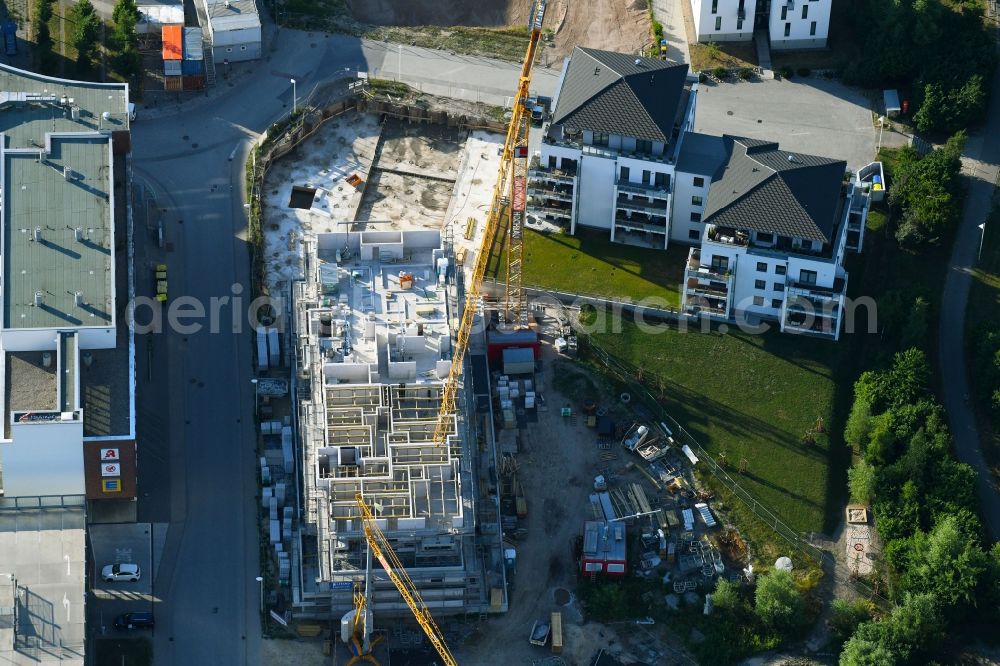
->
[290,78,297,115]
[979,222,987,262]
[250,378,259,422]
[876,115,887,155]
[255,576,264,613]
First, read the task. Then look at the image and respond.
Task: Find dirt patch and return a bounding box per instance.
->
[548,0,651,62]
[347,0,529,27]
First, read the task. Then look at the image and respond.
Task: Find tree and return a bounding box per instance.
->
[847,462,876,504]
[754,569,804,634]
[69,0,100,76]
[899,515,987,609]
[891,133,966,247]
[844,394,872,451]
[711,578,743,616]
[829,599,873,654]
[839,594,942,666]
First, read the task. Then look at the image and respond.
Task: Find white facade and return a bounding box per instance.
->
[769,0,831,50]
[671,167,714,244]
[690,0,757,43]
[202,0,261,63]
[2,420,85,497]
[682,178,870,340]
[532,85,698,249]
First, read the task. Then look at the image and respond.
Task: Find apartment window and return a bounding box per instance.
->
[711,0,718,13]
[548,155,557,168]
[801,4,808,19]
[593,132,609,147]
[715,16,722,30]
[642,170,651,185]
[753,296,765,306]
[754,279,766,290]
[620,166,630,181]
[737,18,744,30]
[692,195,704,206]
[810,21,817,36]
[636,139,652,154]
[800,239,813,250]
[784,22,791,37]
[654,172,669,188]
[689,229,701,240]
[756,232,774,244]
[799,269,817,285]
[693,176,705,187]
[774,282,785,292]
[690,212,702,222]
[711,256,729,271]
[780,5,787,20]
[775,265,787,275]
[756,261,767,272]
[772,298,784,309]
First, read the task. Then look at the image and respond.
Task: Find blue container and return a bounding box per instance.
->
[181,58,203,76]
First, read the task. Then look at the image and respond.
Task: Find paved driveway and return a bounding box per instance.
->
[695,76,877,170]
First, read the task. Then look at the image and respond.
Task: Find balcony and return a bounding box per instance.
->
[615,196,668,216]
[528,184,573,203]
[544,138,672,165]
[614,216,667,235]
[682,248,733,318]
[528,167,576,184]
[527,202,573,219]
[781,277,846,339]
[616,180,669,200]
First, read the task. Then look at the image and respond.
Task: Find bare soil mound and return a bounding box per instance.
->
[347,0,531,27]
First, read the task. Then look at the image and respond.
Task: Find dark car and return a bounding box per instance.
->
[114,612,154,630]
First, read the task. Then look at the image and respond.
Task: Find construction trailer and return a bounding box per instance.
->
[580,520,627,576]
[201,0,261,63]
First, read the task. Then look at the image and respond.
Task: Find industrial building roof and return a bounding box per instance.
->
[675,131,727,176]
[3,136,113,329]
[204,0,261,31]
[0,505,86,665]
[703,136,847,243]
[551,47,689,144]
[582,520,626,562]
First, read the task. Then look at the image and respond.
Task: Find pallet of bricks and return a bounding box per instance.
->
[162,25,206,91]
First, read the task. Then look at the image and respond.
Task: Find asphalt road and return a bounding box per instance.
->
[130,27,559,665]
[939,58,1000,543]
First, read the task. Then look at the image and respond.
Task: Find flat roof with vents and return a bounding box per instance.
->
[3,135,114,329]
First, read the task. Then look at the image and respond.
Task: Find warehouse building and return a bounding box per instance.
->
[201,0,261,63]
[0,63,135,665]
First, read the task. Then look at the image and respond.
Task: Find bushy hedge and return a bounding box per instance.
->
[886,132,965,248]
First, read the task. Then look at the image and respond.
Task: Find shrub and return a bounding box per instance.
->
[738,68,752,80]
[797,67,811,77]
[651,19,664,41]
[754,569,804,634]
[705,41,721,61]
[713,66,728,80]
[779,66,792,79]
[698,72,708,83]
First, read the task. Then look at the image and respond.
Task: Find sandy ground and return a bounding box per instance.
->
[260,637,328,665]
[261,113,381,292]
[349,0,651,63]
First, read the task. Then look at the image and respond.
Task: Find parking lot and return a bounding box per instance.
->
[696,76,879,170]
[89,523,166,635]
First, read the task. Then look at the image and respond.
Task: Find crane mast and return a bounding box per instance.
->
[355,494,458,666]
[432,4,543,449]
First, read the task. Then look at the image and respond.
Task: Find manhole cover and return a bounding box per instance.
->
[553,588,570,606]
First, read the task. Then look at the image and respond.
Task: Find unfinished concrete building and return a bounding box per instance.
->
[292,229,502,619]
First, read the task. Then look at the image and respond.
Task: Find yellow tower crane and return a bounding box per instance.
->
[355,494,458,666]
[431,2,543,449]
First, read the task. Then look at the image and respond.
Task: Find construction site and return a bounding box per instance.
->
[253,5,758,665]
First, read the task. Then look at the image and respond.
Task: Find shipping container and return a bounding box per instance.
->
[182,75,205,91]
[163,59,181,76]
[180,58,203,75]
[183,27,203,59]
[164,75,182,92]
[161,24,182,60]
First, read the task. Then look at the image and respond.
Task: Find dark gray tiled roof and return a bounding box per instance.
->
[550,47,689,143]
[702,136,846,243]
[675,132,727,176]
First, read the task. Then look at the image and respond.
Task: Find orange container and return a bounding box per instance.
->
[162,24,182,60]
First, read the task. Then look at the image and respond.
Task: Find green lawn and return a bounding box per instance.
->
[587,321,850,536]
[498,228,685,308]
[967,206,1000,477]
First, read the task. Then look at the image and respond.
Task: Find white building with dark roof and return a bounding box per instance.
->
[688,0,831,50]
[680,136,872,339]
[528,47,697,249]
[201,0,261,63]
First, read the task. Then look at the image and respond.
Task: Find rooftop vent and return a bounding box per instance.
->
[594,66,600,75]
[787,154,799,163]
[33,226,41,241]
[74,291,84,307]
[634,58,641,65]
[63,166,72,180]
[33,291,43,307]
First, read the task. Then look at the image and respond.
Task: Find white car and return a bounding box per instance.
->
[102,563,140,582]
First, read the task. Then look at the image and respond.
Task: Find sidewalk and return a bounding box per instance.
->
[650,0,691,64]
